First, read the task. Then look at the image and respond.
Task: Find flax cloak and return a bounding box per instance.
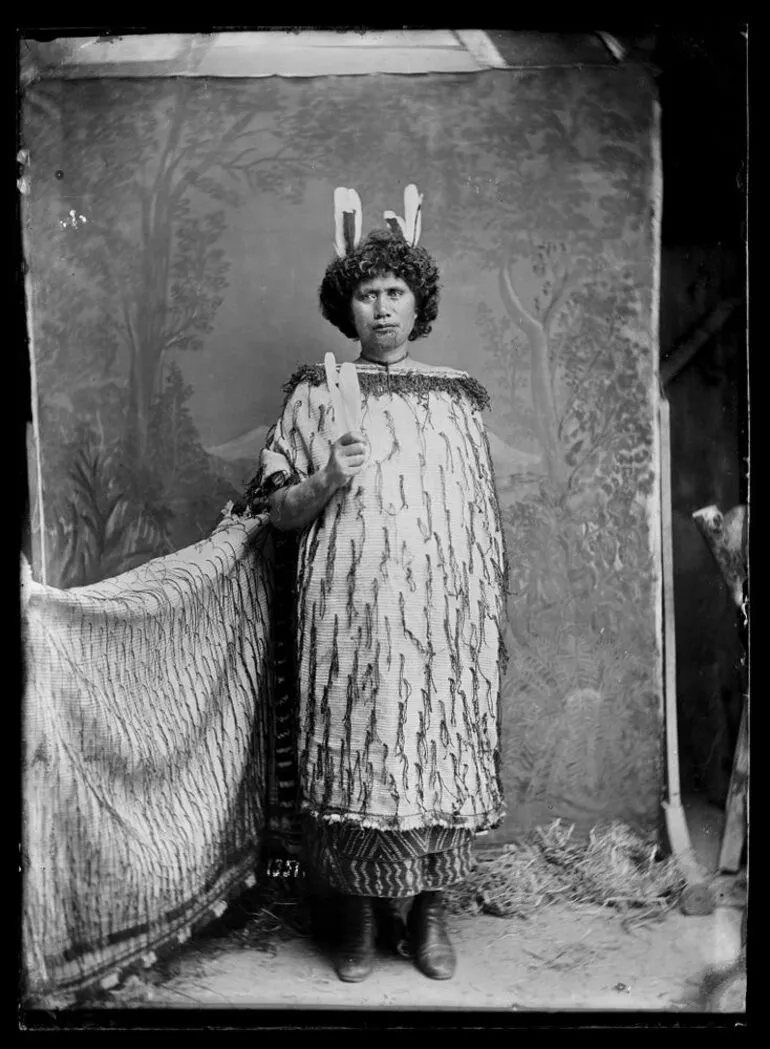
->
[242,363,508,838]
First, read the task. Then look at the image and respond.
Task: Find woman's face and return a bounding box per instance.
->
[350,272,417,357]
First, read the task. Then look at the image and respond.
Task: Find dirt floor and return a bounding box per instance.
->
[32,797,745,1023]
[60,796,745,1021]
[91,894,745,1016]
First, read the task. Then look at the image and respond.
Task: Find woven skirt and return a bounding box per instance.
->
[302,818,474,898]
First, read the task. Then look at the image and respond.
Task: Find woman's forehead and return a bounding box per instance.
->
[355,272,410,292]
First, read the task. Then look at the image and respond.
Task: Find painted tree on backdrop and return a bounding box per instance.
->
[23,78,332,582]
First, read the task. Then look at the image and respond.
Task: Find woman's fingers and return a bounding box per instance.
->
[334,432,368,477]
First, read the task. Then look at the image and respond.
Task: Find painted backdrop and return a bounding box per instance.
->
[23,66,662,838]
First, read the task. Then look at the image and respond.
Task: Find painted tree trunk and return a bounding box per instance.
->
[124,89,191,459]
[498,262,568,487]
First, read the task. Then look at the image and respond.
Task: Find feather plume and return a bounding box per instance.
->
[348,188,363,249]
[333,187,364,257]
[413,207,422,246]
[343,211,356,255]
[403,184,423,246]
[333,187,348,258]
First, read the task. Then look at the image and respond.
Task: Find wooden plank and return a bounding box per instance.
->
[25,34,190,67]
[22,30,484,81]
[24,29,623,80]
[24,30,464,63]
[455,30,508,68]
[211,30,463,50]
[660,396,685,811]
[660,395,714,907]
[22,29,625,80]
[193,45,481,78]
[36,52,484,80]
[718,699,748,873]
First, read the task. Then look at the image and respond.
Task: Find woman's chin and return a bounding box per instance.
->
[361,335,408,357]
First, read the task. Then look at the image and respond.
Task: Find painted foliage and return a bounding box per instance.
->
[22,66,661,834]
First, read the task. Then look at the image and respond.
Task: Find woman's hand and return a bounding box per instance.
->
[269,431,369,532]
[324,431,369,490]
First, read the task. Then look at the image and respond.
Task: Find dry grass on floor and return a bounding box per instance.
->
[444,820,686,929]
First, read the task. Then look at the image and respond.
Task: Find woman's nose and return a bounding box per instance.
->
[374,295,391,317]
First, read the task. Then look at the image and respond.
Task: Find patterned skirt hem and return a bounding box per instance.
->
[310,856,473,898]
[303,824,477,899]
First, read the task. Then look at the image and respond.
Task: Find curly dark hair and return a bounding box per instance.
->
[319,228,441,341]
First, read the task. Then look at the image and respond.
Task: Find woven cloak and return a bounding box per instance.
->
[243,364,508,835]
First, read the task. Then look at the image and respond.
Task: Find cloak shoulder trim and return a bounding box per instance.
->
[282,362,491,412]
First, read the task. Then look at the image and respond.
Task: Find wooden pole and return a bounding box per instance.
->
[660,394,717,914]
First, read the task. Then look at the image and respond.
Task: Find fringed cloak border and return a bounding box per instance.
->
[282,363,492,413]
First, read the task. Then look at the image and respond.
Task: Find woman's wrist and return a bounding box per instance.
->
[319,462,343,494]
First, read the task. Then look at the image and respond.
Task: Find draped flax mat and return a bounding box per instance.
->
[21,517,302,1000]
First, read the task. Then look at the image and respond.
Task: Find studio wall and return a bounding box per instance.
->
[23,62,663,837]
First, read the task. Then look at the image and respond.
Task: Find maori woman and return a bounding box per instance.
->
[235,185,507,981]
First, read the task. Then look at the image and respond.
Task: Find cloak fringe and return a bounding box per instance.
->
[282,363,492,413]
[301,804,506,834]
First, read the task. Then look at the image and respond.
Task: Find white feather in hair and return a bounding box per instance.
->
[403,184,423,246]
[334,187,348,258]
[349,188,363,250]
[334,187,363,258]
[383,185,423,245]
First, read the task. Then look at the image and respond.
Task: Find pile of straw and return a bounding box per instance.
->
[444,820,686,925]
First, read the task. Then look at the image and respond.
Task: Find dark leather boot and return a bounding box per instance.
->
[333,895,376,982]
[408,891,456,980]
